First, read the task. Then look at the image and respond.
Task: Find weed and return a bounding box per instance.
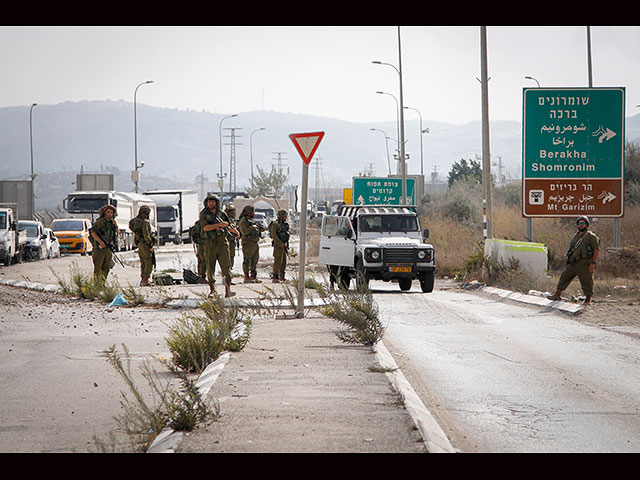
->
[321,284,384,346]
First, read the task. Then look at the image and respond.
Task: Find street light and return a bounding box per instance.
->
[250,127,265,189]
[525,76,541,88]
[404,105,427,177]
[134,80,154,194]
[370,128,392,175]
[372,27,407,204]
[375,91,400,166]
[218,114,237,197]
[29,103,37,216]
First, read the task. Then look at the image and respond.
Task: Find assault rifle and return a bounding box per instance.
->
[91,227,126,268]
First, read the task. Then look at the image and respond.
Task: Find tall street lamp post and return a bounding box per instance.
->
[134,80,153,194]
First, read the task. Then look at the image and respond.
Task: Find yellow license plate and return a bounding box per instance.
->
[390,266,411,272]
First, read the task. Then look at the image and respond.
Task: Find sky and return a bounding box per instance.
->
[1,25,639,125]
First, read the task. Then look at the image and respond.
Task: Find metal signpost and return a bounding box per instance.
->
[289,131,325,318]
[352,177,416,206]
[522,87,625,219]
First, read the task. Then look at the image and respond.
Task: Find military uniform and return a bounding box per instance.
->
[199,195,234,297]
[549,216,600,304]
[190,221,207,280]
[225,205,239,270]
[90,206,118,281]
[270,210,289,282]
[130,206,155,286]
[238,206,262,283]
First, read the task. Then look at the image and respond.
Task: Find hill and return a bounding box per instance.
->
[2,100,640,210]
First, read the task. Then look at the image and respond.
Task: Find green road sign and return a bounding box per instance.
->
[523,87,625,179]
[522,87,625,218]
[352,177,415,205]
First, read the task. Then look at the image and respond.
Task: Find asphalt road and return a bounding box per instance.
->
[373,282,640,453]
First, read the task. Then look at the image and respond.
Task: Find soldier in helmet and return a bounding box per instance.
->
[199,194,238,297]
[130,204,155,286]
[238,205,264,283]
[548,215,600,305]
[224,203,240,274]
[90,204,118,282]
[270,209,290,283]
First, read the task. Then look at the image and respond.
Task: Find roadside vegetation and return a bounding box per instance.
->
[418,141,640,300]
[91,288,251,453]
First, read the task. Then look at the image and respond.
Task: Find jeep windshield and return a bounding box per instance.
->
[358,215,419,233]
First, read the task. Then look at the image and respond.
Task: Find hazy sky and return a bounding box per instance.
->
[1,25,639,124]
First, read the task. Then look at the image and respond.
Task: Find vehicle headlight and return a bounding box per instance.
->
[418,248,433,262]
[364,248,382,263]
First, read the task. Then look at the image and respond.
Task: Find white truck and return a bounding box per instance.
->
[319,204,435,292]
[143,190,199,245]
[63,190,157,251]
[0,207,27,266]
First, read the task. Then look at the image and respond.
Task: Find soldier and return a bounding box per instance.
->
[548,215,600,305]
[224,204,240,274]
[189,220,207,282]
[270,209,290,283]
[199,194,238,298]
[90,204,118,282]
[238,205,263,283]
[130,205,155,286]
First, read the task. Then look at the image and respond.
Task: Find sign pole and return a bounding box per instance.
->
[289,132,325,319]
[296,162,309,318]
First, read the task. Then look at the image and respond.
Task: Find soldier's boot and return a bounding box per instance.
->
[225,282,236,298]
[583,295,592,305]
[547,288,562,301]
[140,276,151,287]
[272,277,280,283]
[208,283,216,297]
[251,271,262,283]
[243,273,254,283]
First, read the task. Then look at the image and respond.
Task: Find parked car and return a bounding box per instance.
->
[43,228,61,259]
[50,218,93,256]
[16,220,47,261]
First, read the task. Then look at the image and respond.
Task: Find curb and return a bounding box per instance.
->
[375,340,458,453]
[478,286,584,314]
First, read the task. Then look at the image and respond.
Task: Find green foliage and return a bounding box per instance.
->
[447,156,482,187]
[246,164,289,197]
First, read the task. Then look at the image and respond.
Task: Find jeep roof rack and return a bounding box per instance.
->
[338,204,417,218]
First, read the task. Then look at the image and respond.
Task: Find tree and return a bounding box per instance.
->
[246,165,288,198]
[447,156,482,187]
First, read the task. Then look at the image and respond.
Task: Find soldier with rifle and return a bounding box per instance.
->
[129,205,156,286]
[199,194,238,298]
[270,209,290,283]
[90,204,120,282]
[548,215,600,305]
[238,205,265,283]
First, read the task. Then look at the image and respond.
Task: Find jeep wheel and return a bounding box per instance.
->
[355,259,369,290]
[420,271,434,293]
[399,278,412,291]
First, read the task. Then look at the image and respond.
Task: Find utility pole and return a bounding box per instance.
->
[480,26,493,240]
[223,127,243,194]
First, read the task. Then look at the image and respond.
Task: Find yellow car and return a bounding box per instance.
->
[50,218,93,255]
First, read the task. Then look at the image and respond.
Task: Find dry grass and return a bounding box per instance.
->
[421,203,640,298]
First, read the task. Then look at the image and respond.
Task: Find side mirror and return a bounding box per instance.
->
[346,229,353,239]
[423,228,430,240]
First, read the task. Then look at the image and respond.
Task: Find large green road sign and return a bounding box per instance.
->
[522,87,625,217]
[352,177,415,205]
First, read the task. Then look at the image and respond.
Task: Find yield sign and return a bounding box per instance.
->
[289,131,325,165]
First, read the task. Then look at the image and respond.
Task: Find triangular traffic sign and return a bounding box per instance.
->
[289,131,325,165]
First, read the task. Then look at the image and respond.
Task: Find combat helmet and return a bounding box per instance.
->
[577,215,590,226]
[203,193,220,209]
[277,209,288,221]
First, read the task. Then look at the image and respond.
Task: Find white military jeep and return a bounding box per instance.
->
[319,205,435,292]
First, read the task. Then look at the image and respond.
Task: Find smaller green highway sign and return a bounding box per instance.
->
[352,177,415,205]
